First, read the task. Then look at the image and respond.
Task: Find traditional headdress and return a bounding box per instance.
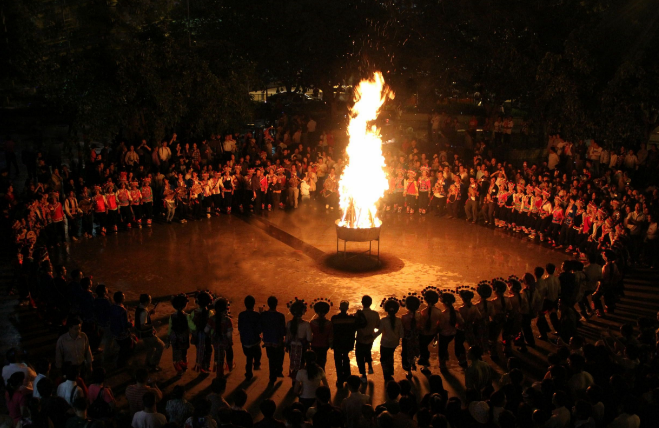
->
[287,298,308,317]
[402,292,421,311]
[171,293,189,311]
[491,277,507,294]
[477,280,493,299]
[421,286,441,305]
[457,285,477,301]
[380,296,403,314]
[311,297,333,315]
[440,292,456,305]
[407,170,417,178]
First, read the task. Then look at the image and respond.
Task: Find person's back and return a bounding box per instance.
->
[341,376,370,428]
[231,389,252,428]
[132,392,167,428]
[254,400,284,428]
[331,312,356,351]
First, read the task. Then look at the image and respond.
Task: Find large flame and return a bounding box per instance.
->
[338,72,394,228]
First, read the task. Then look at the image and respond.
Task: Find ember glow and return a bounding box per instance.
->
[338,72,394,229]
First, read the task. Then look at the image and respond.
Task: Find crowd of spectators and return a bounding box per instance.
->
[2,112,658,428]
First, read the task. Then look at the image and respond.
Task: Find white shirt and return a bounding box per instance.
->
[548,153,560,170]
[607,413,640,428]
[157,147,171,162]
[546,406,570,428]
[545,275,561,302]
[132,411,168,428]
[2,363,37,390]
[295,369,326,399]
[56,379,83,405]
[32,373,47,398]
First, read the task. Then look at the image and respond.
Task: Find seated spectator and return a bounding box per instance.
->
[218,408,239,428]
[165,385,194,426]
[126,368,163,417]
[207,378,230,424]
[254,400,285,428]
[37,377,71,428]
[308,386,337,428]
[65,398,89,428]
[184,399,217,428]
[132,392,167,428]
[230,389,252,428]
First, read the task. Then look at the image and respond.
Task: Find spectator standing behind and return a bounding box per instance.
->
[2,348,37,390]
[465,346,495,392]
[125,368,163,418]
[132,391,167,428]
[331,300,357,388]
[158,140,172,174]
[341,376,370,428]
[109,291,133,368]
[355,295,380,384]
[87,368,116,412]
[238,295,262,380]
[65,398,90,428]
[56,365,85,406]
[261,296,287,385]
[135,294,165,372]
[55,316,93,374]
[294,351,328,410]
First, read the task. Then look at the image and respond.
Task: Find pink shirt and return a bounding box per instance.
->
[88,384,115,404]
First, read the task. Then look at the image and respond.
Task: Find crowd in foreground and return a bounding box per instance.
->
[3,240,658,428]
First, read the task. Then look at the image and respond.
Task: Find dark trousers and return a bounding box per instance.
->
[380,346,396,380]
[355,342,373,375]
[536,304,560,337]
[312,346,329,370]
[333,349,352,383]
[115,337,133,367]
[242,344,262,376]
[418,334,435,366]
[520,314,535,347]
[454,329,466,362]
[265,345,285,381]
[437,334,455,364]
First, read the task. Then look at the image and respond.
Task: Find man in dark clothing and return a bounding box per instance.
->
[238,295,262,380]
[330,300,357,388]
[260,296,286,384]
[311,386,339,428]
[37,377,71,428]
[231,389,253,428]
[253,400,285,428]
